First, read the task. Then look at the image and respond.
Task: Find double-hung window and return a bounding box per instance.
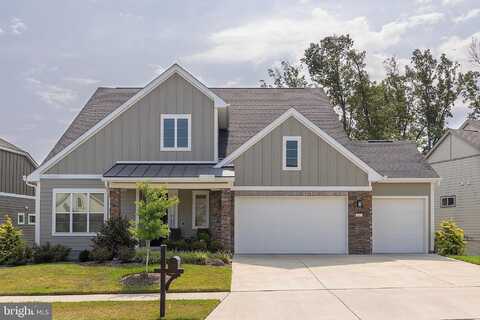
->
[282,136,301,170]
[17,213,25,225]
[161,114,191,151]
[440,195,456,208]
[192,191,209,229]
[53,189,106,235]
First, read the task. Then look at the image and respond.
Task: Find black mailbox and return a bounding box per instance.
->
[167,256,181,274]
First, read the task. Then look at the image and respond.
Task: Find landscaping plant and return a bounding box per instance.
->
[32,242,71,263]
[0,215,30,265]
[135,182,178,273]
[91,215,137,261]
[435,219,466,256]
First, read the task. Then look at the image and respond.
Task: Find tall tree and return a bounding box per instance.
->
[382,57,413,139]
[259,61,309,88]
[302,35,357,136]
[459,71,480,119]
[469,37,480,67]
[405,49,462,152]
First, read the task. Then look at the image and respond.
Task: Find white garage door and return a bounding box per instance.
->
[373,197,427,253]
[235,196,347,254]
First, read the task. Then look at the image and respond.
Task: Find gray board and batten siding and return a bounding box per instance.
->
[46,73,215,175]
[233,116,369,187]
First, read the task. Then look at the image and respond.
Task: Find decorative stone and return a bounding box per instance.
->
[109,189,121,217]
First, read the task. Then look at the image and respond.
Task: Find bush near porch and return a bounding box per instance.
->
[0,262,231,295]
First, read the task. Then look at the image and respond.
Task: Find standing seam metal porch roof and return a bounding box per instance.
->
[103,163,233,178]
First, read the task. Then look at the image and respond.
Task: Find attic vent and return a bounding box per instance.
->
[367,140,393,143]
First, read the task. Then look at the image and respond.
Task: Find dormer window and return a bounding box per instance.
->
[283,136,301,170]
[161,114,191,151]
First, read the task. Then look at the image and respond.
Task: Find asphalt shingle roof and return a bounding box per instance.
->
[450,128,480,151]
[42,86,437,179]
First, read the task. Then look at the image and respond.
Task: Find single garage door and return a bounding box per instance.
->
[235,196,347,254]
[373,197,427,253]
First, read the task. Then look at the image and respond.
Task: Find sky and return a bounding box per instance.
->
[0,0,479,162]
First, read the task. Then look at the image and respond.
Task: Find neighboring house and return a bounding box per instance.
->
[27,63,438,256]
[0,137,37,245]
[426,119,480,254]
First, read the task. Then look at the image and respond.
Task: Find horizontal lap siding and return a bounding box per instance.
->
[432,157,480,239]
[0,195,35,245]
[234,117,369,186]
[0,149,35,196]
[39,179,105,251]
[47,74,215,175]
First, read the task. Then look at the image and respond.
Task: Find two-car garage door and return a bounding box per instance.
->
[235,196,347,254]
[235,196,428,254]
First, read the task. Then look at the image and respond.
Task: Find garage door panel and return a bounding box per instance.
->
[373,198,426,253]
[235,196,347,254]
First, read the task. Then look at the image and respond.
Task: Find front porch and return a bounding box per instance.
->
[103,163,235,251]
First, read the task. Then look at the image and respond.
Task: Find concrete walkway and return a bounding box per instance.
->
[0,292,229,303]
[207,254,480,320]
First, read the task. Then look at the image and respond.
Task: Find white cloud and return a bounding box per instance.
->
[188,8,444,65]
[442,0,464,6]
[64,77,100,85]
[9,17,27,35]
[436,31,480,70]
[149,64,165,76]
[0,27,4,35]
[453,8,480,23]
[26,77,78,111]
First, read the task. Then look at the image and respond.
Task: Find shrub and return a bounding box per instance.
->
[191,240,207,251]
[32,242,71,263]
[90,247,113,262]
[167,239,190,251]
[197,229,210,243]
[91,216,138,259]
[0,215,30,265]
[78,250,90,262]
[134,249,215,265]
[435,219,466,256]
[208,240,223,252]
[210,251,232,264]
[118,246,136,262]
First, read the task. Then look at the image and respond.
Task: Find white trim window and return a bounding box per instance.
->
[28,214,36,225]
[440,195,456,208]
[160,114,191,151]
[52,189,106,236]
[283,136,301,171]
[167,190,179,229]
[17,213,25,225]
[192,191,209,229]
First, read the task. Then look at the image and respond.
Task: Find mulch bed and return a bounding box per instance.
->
[121,272,162,287]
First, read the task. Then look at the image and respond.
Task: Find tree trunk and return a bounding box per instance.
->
[145,240,150,274]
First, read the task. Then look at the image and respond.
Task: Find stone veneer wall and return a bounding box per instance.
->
[348,191,372,254]
[210,190,234,251]
[109,188,121,218]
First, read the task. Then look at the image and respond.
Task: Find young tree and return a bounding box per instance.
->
[303,34,357,136]
[259,61,309,88]
[0,215,27,265]
[405,49,462,152]
[135,183,178,273]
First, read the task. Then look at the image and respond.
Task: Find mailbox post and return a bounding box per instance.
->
[159,244,184,318]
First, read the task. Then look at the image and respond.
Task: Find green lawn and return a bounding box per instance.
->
[52,300,219,320]
[0,263,231,295]
[450,256,480,265]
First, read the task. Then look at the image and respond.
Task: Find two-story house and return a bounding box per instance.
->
[27,64,439,256]
[426,119,480,254]
[0,137,37,245]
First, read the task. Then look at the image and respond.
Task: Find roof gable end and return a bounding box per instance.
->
[215,107,383,181]
[28,63,226,181]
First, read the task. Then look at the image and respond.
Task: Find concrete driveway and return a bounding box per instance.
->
[207,254,480,320]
